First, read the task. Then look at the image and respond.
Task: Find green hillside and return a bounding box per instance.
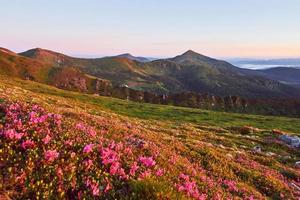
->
[1,75,300,199]
[1,75,300,133]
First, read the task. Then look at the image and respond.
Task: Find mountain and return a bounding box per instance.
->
[115,53,150,62]
[258,67,300,88]
[1,47,299,99]
[0,47,15,55]
[146,50,300,98]
[0,47,111,93]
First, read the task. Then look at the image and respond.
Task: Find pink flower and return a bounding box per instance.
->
[104,181,112,193]
[176,173,204,199]
[29,111,38,123]
[56,167,63,180]
[101,148,119,165]
[179,173,190,181]
[129,161,139,176]
[139,169,152,179]
[155,168,164,177]
[44,150,59,162]
[109,162,121,175]
[169,155,177,164]
[85,179,100,196]
[124,147,133,155]
[139,156,156,167]
[223,179,238,192]
[64,140,73,146]
[21,140,35,149]
[75,122,86,131]
[14,132,25,140]
[3,129,24,140]
[83,159,93,170]
[83,144,94,154]
[53,114,62,126]
[88,127,96,137]
[92,184,100,196]
[42,134,51,144]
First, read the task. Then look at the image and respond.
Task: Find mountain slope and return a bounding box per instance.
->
[258,67,300,88]
[0,48,110,93]
[145,51,300,98]
[1,75,300,199]
[13,47,300,98]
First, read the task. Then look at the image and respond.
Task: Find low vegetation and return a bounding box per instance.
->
[1,75,300,199]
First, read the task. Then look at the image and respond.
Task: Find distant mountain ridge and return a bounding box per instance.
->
[115,53,150,62]
[232,58,300,66]
[1,47,300,99]
[258,67,300,88]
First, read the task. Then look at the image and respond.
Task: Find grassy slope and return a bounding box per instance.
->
[1,75,300,199]
[1,75,299,133]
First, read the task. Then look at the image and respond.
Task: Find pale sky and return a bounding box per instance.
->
[1,0,300,58]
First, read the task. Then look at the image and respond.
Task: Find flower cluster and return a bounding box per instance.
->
[1,100,299,199]
[0,102,163,199]
[176,173,206,200]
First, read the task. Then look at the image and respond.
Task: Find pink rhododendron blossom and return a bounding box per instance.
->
[64,140,73,146]
[83,144,94,154]
[223,179,238,192]
[42,134,51,144]
[101,148,119,165]
[83,159,93,170]
[156,168,164,176]
[85,179,100,196]
[56,167,63,180]
[139,169,152,179]
[21,140,35,149]
[129,161,139,176]
[53,114,62,126]
[104,181,112,193]
[176,173,204,200]
[169,155,177,164]
[109,162,121,175]
[75,122,86,131]
[3,129,24,140]
[88,128,96,137]
[44,150,59,162]
[124,147,133,155]
[139,156,156,167]
[75,122,96,137]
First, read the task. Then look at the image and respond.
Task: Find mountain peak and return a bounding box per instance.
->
[170,50,214,64]
[116,53,150,62]
[19,48,67,59]
[0,47,15,55]
[182,50,199,56]
[118,53,133,57]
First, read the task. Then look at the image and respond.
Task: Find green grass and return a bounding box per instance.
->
[2,76,300,133]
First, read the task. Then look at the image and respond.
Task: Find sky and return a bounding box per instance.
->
[1,0,300,58]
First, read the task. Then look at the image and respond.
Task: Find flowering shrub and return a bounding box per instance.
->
[1,100,299,199]
[0,102,164,199]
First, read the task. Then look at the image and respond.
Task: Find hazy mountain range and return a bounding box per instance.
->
[1,47,300,99]
[229,58,300,70]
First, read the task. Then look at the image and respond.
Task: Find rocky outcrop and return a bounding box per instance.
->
[279,135,300,148]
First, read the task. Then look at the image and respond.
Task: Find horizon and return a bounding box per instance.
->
[1,0,300,58]
[3,46,300,61]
